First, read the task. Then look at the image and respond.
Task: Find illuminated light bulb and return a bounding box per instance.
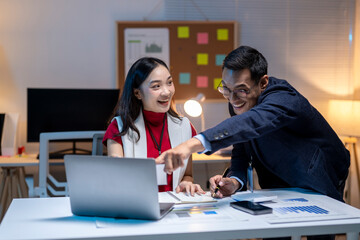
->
[184,99,203,117]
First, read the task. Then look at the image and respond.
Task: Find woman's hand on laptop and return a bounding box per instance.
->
[176,181,205,196]
[155,137,205,174]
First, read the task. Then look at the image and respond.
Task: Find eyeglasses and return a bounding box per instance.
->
[217,82,253,98]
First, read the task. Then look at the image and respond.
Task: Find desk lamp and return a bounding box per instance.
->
[328,100,360,205]
[184,93,206,132]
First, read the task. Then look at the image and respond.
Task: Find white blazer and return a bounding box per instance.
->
[113,111,192,191]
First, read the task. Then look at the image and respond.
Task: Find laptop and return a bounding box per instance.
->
[64,155,174,220]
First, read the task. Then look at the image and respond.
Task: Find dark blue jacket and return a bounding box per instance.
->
[202,77,350,201]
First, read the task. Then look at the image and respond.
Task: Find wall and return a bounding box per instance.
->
[0,0,165,153]
[1,0,356,152]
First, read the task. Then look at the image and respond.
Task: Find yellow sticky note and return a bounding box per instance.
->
[214,78,222,90]
[189,211,202,214]
[217,29,228,41]
[197,53,208,65]
[178,26,189,38]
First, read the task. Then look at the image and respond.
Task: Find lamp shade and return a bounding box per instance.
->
[328,100,360,137]
[183,93,205,117]
[184,100,202,117]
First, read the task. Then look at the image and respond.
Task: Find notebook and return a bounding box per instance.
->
[159,191,217,204]
[64,155,174,220]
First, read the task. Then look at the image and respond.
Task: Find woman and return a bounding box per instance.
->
[103,57,204,195]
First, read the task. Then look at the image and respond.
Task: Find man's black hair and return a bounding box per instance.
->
[223,46,268,84]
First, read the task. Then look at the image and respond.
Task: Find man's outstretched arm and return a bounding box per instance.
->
[155,137,205,174]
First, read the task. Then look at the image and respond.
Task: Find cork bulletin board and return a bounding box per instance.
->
[117,21,238,100]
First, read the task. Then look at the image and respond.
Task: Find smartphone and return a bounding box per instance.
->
[230,201,272,215]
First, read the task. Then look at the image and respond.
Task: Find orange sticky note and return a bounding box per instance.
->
[217,29,228,41]
[197,53,208,65]
[178,26,189,38]
[197,76,208,88]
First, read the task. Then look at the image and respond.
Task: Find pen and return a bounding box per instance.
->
[212,167,229,198]
[247,157,253,193]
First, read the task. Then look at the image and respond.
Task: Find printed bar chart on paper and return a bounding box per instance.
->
[282,198,309,202]
[262,197,356,224]
[274,205,329,215]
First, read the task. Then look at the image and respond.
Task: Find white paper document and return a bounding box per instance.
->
[159,191,217,204]
[231,191,277,202]
[156,164,167,185]
[160,203,240,224]
[261,195,359,224]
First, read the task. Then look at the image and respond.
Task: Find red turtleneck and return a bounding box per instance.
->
[103,110,196,192]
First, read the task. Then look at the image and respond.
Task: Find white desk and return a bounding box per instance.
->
[1,189,359,240]
[0,155,38,221]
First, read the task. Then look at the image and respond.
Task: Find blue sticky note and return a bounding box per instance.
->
[203,211,217,215]
[215,54,226,66]
[179,73,190,84]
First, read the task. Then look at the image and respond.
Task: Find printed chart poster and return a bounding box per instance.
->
[124,28,170,77]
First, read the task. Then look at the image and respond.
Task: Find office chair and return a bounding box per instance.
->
[92,133,105,156]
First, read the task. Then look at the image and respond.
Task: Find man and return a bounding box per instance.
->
[156,45,349,204]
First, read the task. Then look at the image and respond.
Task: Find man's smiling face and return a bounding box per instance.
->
[221,68,268,115]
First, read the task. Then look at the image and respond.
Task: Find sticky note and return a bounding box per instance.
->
[204,211,217,215]
[179,73,191,84]
[197,53,208,65]
[217,29,228,41]
[215,54,226,66]
[197,76,208,88]
[189,211,202,214]
[197,32,208,44]
[214,78,222,90]
[178,26,189,38]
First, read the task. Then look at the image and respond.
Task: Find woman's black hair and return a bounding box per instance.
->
[109,57,180,141]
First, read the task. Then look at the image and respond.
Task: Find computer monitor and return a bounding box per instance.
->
[27,88,120,143]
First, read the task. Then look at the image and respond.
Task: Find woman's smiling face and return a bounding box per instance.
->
[134,65,175,113]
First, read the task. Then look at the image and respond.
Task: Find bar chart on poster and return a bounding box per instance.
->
[124,28,170,74]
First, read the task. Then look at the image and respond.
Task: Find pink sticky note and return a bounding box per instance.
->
[197,32,208,44]
[197,76,208,88]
